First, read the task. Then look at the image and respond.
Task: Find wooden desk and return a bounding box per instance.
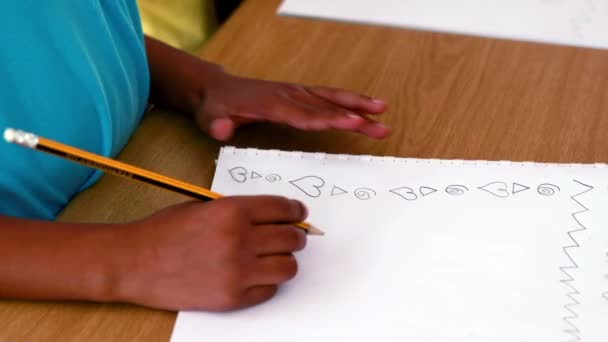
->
[1,0,607,340]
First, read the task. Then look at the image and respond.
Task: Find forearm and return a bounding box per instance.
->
[0,216,128,302]
[144,35,225,116]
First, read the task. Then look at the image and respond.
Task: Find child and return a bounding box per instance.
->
[0,1,388,311]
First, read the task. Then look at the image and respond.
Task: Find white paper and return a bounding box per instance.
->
[278,0,608,50]
[171,147,608,342]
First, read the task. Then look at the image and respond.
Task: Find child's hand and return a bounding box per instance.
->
[194,71,390,141]
[113,196,308,311]
[146,37,389,141]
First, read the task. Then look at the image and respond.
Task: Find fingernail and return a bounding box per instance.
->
[346,113,362,120]
[375,122,387,128]
[371,98,385,104]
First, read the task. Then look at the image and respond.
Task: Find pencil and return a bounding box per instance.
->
[3,128,323,236]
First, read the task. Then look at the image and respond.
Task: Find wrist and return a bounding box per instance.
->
[0,217,135,303]
[145,35,227,117]
[182,60,227,116]
[73,223,134,303]
[88,221,148,304]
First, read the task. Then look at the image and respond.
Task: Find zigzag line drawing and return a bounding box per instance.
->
[561,179,594,341]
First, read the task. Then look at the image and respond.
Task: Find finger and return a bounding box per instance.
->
[271,85,363,130]
[250,225,307,255]
[239,285,278,308]
[231,95,389,139]
[287,106,342,131]
[314,111,389,138]
[307,86,387,114]
[247,254,299,285]
[217,97,329,131]
[265,95,340,131]
[285,91,391,135]
[232,196,308,224]
[354,117,391,139]
[277,95,371,132]
[212,86,366,133]
[280,104,390,139]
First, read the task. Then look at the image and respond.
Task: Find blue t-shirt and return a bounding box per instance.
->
[0,1,150,219]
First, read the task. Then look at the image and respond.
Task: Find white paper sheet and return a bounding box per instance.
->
[171,147,608,342]
[278,0,608,50]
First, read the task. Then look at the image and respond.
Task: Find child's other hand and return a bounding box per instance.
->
[194,71,390,141]
[113,196,308,311]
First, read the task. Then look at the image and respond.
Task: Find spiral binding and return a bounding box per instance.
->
[220,146,608,168]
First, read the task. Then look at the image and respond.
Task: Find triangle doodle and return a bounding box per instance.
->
[251,171,263,179]
[331,186,348,196]
[512,183,530,194]
[420,186,438,197]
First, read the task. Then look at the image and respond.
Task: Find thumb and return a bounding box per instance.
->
[198,113,236,141]
[210,118,236,141]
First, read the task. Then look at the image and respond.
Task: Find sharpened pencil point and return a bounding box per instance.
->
[307,225,325,236]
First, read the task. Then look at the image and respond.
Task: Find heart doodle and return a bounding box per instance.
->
[478,182,510,198]
[228,167,247,183]
[289,176,325,198]
[390,187,418,201]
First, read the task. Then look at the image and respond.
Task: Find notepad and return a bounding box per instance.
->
[171,147,608,342]
[278,0,608,50]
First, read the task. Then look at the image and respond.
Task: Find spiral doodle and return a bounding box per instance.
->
[265,174,281,182]
[354,188,376,200]
[537,183,560,196]
[445,185,469,196]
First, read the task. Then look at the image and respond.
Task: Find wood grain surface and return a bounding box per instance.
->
[1,0,606,340]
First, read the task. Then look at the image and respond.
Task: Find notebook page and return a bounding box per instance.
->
[278,0,608,50]
[171,147,608,342]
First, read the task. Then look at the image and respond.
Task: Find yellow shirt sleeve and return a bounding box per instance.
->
[136,0,217,53]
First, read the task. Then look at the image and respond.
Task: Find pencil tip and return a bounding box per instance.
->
[307,225,325,236]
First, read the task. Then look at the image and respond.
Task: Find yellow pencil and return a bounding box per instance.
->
[3,128,323,236]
